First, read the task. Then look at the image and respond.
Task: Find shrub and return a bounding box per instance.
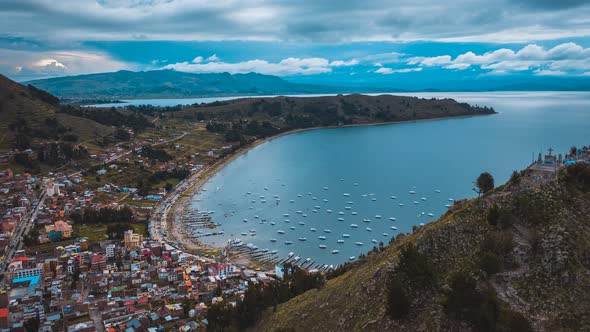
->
[498,211,517,229]
[386,274,410,319]
[398,243,436,286]
[487,204,500,226]
[479,251,503,274]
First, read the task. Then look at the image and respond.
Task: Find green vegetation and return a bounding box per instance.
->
[475,172,495,196]
[385,274,410,319]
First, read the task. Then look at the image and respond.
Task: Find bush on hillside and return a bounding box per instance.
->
[386,274,410,319]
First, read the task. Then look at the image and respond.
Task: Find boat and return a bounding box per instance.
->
[323,199,329,202]
[310,228,317,232]
[413,201,419,204]
[428,213,434,217]
[284,219,290,223]
[318,236,327,240]
[326,209,332,213]
[283,213,290,217]
[337,217,344,221]
[372,239,378,243]
[435,189,441,193]
[323,187,329,190]
[338,211,345,215]
[312,210,318,213]
[350,224,359,228]
[342,193,350,197]
[355,242,363,246]
[250,200,256,203]
[319,245,327,249]
[331,250,340,254]
[312,197,318,200]
[371,198,377,201]
[270,222,276,225]
[349,256,356,260]
[290,200,295,203]
[261,200,266,203]
[448,198,454,201]
[290,226,296,230]
[259,196,265,199]
[375,215,382,219]
[445,204,452,208]
[421,197,427,201]
[298,237,307,241]
[351,212,358,215]
[391,196,397,199]
[298,222,305,225]
[297,194,302,197]
[366,227,372,231]
[288,252,294,257]
[363,218,371,223]
[342,234,350,238]
[302,214,308,217]
[399,203,405,206]
[390,226,398,230]
[389,217,396,221]
[264,187,268,190]
[354,183,359,186]
[247,192,252,195]
[296,210,303,214]
[383,233,389,236]
[345,206,352,210]
[337,239,345,244]
[409,190,416,194]
[323,229,332,233]
[420,223,425,226]
[347,201,354,204]
[270,239,277,242]
[241,232,248,236]
[254,215,259,219]
[314,205,321,209]
[277,230,285,234]
[285,241,293,245]
[271,250,278,254]
[242,219,248,222]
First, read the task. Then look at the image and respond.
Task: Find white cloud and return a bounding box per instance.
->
[163,55,360,76]
[534,69,566,76]
[375,67,422,75]
[206,54,219,62]
[0,48,130,80]
[407,42,590,75]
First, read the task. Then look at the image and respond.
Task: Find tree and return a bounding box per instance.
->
[386,274,410,319]
[475,172,495,197]
[570,146,577,157]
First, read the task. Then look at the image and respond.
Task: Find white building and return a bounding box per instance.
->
[105,244,116,258]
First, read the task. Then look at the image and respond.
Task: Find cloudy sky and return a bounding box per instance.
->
[1,0,590,87]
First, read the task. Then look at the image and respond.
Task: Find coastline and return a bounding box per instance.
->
[164,111,496,256]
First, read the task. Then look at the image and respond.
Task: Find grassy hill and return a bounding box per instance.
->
[0,73,112,152]
[256,165,590,332]
[25,70,345,99]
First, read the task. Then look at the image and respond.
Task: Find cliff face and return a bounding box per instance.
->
[258,165,590,332]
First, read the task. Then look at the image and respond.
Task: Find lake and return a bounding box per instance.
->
[185,91,590,267]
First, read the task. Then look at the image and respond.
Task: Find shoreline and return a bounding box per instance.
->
[164,112,496,258]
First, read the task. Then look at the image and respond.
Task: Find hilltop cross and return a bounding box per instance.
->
[548,147,553,156]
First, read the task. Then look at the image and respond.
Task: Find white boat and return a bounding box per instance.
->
[383,233,388,236]
[428,213,434,217]
[389,217,396,221]
[349,256,356,260]
[413,201,419,204]
[391,196,397,199]
[319,245,327,249]
[350,224,358,228]
[390,226,398,230]
[277,230,285,234]
[353,183,359,186]
[342,193,350,197]
[312,210,318,213]
[435,189,441,193]
[312,197,317,200]
[372,239,378,243]
[298,237,307,241]
[323,187,329,190]
[254,215,260,219]
[290,200,295,203]
[375,215,382,219]
[284,219,290,222]
[259,196,265,199]
[274,195,279,198]
[271,250,278,254]
[250,200,256,203]
[326,209,332,213]
[399,203,405,207]
[347,201,354,205]
[345,206,352,210]
[285,241,292,245]
[366,227,372,231]
[342,234,350,238]
[288,252,294,257]
[297,194,302,197]
[338,211,344,215]
[351,212,358,215]
[242,219,248,222]
[323,199,329,202]
[270,238,277,242]
[247,192,252,195]
[314,205,321,209]
[283,213,290,217]
[337,217,344,221]
[290,226,296,230]
[337,240,344,243]
[445,204,452,208]
[302,214,308,217]
[409,190,416,194]
[421,197,427,201]
[323,229,332,233]
[241,232,247,236]
[310,228,317,232]
[296,210,303,214]
[318,236,327,240]
[363,218,371,223]
[448,198,454,201]
[355,242,363,246]
[420,223,425,226]
[264,187,268,190]
[270,222,276,225]
[331,250,339,254]
[298,222,305,225]
[261,200,266,203]
[371,198,377,201]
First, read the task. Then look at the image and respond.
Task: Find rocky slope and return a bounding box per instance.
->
[257,165,590,332]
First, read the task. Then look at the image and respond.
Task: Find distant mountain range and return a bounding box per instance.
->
[25,70,360,100]
[24,70,590,100]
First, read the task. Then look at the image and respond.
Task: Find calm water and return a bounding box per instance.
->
[186,91,590,266]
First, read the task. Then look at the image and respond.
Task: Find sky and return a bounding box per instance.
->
[1,0,590,88]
